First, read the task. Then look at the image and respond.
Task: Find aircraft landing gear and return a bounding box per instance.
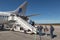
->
[0,24,4,31]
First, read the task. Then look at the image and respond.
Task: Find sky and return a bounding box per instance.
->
[0,0,60,24]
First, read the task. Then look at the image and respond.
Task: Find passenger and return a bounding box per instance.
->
[50,25,54,38]
[44,26,48,35]
[31,21,35,26]
[38,25,43,36]
[29,20,35,26]
[29,20,32,24]
[27,18,30,23]
[36,26,40,34]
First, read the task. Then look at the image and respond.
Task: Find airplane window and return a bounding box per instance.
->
[4,16,8,18]
[3,16,5,18]
[5,16,6,17]
[0,16,1,17]
[0,16,3,18]
[3,16,4,17]
[0,15,8,18]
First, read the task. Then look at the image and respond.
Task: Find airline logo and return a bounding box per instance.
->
[18,8,22,13]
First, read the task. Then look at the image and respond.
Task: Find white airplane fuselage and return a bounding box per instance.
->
[0,1,27,24]
[0,2,37,34]
[0,12,12,24]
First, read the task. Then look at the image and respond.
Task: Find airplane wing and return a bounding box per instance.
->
[26,14,40,17]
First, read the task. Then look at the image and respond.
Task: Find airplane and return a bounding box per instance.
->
[0,1,40,23]
[0,1,40,34]
[0,1,28,24]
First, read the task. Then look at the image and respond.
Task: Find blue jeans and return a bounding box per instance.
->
[50,31,54,38]
[39,30,42,36]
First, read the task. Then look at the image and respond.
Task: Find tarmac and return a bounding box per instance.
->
[0,26,59,40]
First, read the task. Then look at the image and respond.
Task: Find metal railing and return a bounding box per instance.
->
[15,16,36,33]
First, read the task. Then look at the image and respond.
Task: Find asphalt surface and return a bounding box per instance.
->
[0,27,59,40]
[0,31,38,40]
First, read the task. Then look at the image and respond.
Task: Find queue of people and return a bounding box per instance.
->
[37,25,55,38]
[37,25,43,36]
[27,19,55,38]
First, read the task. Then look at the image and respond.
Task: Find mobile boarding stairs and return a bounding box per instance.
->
[8,14,37,34]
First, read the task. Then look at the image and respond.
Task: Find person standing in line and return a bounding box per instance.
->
[38,25,43,36]
[37,26,40,34]
[44,25,49,35]
[50,25,54,38]
[37,25,43,40]
[29,20,32,24]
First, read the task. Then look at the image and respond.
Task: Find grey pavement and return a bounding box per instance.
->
[0,27,59,40]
